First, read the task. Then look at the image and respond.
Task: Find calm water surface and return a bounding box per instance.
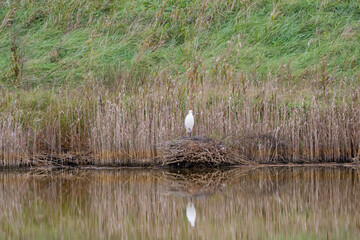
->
[1,166,360,239]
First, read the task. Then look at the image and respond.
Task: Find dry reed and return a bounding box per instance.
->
[1,63,360,167]
[0,112,28,166]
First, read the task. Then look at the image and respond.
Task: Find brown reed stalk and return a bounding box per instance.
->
[0,64,359,167]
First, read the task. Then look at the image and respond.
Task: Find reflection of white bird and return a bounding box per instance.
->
[186,202,196,227]
[185,110,195,137]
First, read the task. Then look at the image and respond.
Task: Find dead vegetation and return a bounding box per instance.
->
[229,134,288,163]
[27,152,94,168]
[1,60,360,168]
[156,136,249,167]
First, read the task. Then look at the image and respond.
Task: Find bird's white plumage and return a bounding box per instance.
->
[185,110,194,136]
[186,202,196,227]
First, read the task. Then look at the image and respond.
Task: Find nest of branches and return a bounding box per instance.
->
[156,136,250,167]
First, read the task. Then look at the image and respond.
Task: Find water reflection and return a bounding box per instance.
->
[0,166,360,239]
[186,201,196,227]
[154,167,256,197]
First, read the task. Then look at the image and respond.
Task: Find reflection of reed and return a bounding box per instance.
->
[153,167,259,197]
[1,167,360,239]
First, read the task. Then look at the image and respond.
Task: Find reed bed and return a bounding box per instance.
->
[85,64,360,165]
[0,112,28,166]
[0,65,360,167]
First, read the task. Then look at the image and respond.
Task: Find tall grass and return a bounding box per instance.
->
[1,62,359,167]
[0,112,27,166]
[0,0,359,87]
[88,65,360,163]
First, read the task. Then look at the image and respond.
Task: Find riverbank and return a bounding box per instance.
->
[1,75,360,168]
[1,1,359,168]
[1,133,359,169]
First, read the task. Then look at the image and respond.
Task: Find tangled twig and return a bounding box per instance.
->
[156,136,250,167]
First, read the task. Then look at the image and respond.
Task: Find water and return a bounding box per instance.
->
[1,166,360,239]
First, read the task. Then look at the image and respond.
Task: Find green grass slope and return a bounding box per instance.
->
[0,0,359,88]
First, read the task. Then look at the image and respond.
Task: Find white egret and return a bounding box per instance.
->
[185,110,195,137]
[186,202,196,227]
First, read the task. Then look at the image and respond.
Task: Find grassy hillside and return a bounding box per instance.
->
[1,0,359,88]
